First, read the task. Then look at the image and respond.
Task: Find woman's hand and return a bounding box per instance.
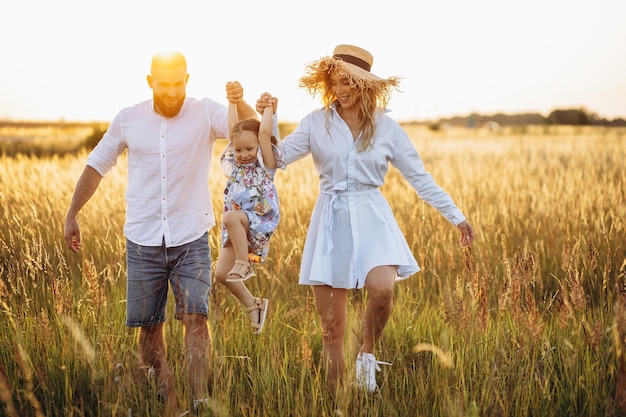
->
[256,92,277,114]
[457,220,475,246]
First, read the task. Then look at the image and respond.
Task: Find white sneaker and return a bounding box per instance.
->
[355,352,391,393]
[192,398,209,415]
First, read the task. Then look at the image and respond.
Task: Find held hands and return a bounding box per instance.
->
[226,81,244,103]
[256,92,278,114]
[457,220,475,246]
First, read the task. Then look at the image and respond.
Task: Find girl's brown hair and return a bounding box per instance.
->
[231,118,277,146]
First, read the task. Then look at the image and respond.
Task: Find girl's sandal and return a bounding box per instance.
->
[246,298,269,335]
[226,259,255,282]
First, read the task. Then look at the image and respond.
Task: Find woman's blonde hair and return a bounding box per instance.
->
[299,55,400,150]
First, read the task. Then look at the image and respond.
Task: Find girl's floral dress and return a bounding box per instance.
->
[220,143,285,262]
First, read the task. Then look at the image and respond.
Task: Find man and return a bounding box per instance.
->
[64,50,257,413]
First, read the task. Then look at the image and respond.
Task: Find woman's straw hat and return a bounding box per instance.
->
[331,44,380,81]
[299,44,400,95]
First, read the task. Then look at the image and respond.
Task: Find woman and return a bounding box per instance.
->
[264,44,475,393]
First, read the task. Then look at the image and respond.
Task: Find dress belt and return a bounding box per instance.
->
[320,189,379,253]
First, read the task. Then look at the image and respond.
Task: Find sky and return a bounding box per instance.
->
[1,0,625,123]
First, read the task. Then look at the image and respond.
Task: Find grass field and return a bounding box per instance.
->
[1,124,625,416]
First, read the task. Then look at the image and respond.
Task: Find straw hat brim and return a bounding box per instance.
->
[299,55,400,94]
[335,58,382,82]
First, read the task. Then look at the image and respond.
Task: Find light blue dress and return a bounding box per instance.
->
[280,103,467,289]
[220,143,285,262]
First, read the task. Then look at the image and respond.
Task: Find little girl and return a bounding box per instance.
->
[214,86,284,335]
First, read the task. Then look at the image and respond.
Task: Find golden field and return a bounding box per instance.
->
[0,124,625,416]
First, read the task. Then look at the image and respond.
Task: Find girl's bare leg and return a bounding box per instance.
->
[215,244,257,321]
[222,211,250,262]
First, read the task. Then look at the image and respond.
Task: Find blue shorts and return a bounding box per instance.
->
[125,233,212,327]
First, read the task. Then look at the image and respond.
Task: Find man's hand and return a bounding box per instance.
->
[226,81,244,103]
[64,216,82,253]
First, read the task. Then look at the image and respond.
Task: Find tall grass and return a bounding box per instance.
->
[0,124,101,157]
[0,125,625,416]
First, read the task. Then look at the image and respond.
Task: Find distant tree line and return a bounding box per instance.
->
[0,120,100,129]
[1,106,625,155]
[433,108,626,128]
[0,121,298,156]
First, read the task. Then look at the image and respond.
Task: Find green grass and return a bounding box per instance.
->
[0,125,625,416]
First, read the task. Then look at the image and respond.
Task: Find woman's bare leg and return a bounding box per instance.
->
[361,265,396,354]
[312,285,348,390]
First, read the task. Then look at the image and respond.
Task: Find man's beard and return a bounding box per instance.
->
[154,94,185,118]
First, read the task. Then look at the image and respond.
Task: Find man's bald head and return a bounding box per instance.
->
[151,51,187,75]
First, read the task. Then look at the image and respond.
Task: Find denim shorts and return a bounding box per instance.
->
[125,233,211,327]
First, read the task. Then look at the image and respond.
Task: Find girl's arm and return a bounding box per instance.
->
[259,103,277,169]
[228,98,237,140]
[226,82,240,140]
